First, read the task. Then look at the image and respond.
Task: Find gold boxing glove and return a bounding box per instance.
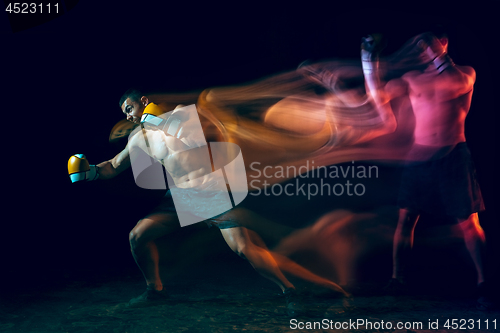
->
[68,154,99,183]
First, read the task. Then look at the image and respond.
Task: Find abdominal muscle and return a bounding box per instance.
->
[406,71,470,147]
[133,128,223,191]
[410,95,467,147]
[147,132,222,190]
[173,168,223,190]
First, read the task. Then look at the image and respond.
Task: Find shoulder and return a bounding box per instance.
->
[127,127,148,151]
[456,65,476,80]
[401,69,421,81]
[385,77,408,98]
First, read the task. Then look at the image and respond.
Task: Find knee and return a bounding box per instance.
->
[129,225,144,251]
[397,209,419,233]
[129,230,138,249]
[459,213,484,237]
[396,221,414,235]
[232,243,249,260]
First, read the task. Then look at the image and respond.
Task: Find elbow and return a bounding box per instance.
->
[386,121,397,134]
[96,160,118,180]
[374,102,397,134]
[385,117,397,134]
[380,114,397,135]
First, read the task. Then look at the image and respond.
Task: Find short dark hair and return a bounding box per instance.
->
[119,88,143,107]
[430,22,449,39]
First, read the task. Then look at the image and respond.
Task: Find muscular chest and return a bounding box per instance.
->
[163,146,212,178]
[141,130,170,161]
[406,71,463,103]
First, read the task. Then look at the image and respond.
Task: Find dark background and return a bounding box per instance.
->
[1,3,497,293]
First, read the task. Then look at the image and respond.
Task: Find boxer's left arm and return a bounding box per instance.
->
[420,38,476,98]
[444,65,476,99]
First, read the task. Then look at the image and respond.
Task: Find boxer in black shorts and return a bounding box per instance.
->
[151,190,240,229]
[397,143,484,219]
[360,32,492,309]
[68,89,349,316]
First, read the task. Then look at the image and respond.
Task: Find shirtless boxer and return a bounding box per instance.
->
[68,88,349,316]
[362,32,491,309]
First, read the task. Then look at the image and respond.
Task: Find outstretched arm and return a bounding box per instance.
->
[96,128,152,180]
[95,145,131,180]
[69,132,144,183]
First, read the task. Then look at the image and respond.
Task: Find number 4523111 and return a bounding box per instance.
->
[5,3,59,14]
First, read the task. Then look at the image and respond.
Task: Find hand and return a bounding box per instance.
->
[68,154,99,183]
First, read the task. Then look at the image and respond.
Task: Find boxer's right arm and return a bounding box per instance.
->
[95,146,131,180]
[96,130,148,179]
[68,148,131,183]
[361,35,397,133]
[69,131,145,182]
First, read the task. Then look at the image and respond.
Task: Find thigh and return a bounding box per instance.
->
[212,206,293,244]
[439,146,485,218]
[131,212,180,243]
[220,226,268,254]
[219,227,248,253]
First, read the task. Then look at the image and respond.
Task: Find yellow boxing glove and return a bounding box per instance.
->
[68,154,99,183]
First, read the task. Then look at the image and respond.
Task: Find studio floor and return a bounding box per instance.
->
[2,254,498,333]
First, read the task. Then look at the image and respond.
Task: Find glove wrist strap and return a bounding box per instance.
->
[362,59,378,75]
[432,53,454,73]
[86,165,100,181]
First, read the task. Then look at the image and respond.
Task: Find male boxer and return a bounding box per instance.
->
[68,89,349,315]
[362,32,492,309]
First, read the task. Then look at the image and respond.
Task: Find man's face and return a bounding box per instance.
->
[418,37,449,63]
[121,97,146,124]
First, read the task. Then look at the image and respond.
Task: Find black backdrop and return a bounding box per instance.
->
[2,2,497,290]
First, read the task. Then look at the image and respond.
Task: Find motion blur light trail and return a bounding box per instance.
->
[107,34,478,289]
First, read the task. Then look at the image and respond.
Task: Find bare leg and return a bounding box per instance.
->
[221,227,349,296]
[221,227,307,316]
[129,213,180,291]
[272,210,367,288]
[270,252,350,296]
[457,213,486,284]
[246,227,349,296]
[392,208,420,281]
[220,227,294,292]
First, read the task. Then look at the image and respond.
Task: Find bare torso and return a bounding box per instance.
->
[402,65,475,147]
[131,109,221,190]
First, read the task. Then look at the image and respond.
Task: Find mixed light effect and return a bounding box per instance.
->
[109,33,482,288]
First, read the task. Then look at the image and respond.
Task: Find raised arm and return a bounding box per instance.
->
[361,35,398,133]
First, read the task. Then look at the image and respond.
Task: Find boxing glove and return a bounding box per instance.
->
[361,37,377,75]
[361,34,384,56]
[68,154,99,183]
